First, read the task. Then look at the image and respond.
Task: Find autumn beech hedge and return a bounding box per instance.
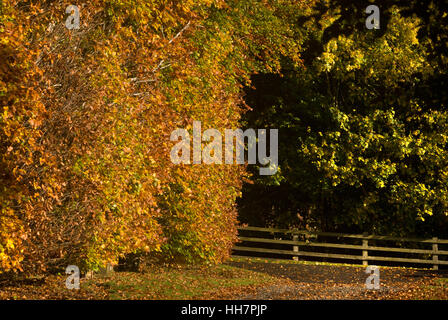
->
[0,0,309,273]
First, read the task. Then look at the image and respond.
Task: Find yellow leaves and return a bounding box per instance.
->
[5,239,15,250]
[317,52,336,72]
[2,106,10,120]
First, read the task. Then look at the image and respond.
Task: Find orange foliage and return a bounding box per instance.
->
[0,0,306,273]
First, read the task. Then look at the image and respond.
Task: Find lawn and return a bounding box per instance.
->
[0,257,446,300]
[0,262,279,300]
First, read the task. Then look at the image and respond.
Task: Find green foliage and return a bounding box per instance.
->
[240,6,448,237]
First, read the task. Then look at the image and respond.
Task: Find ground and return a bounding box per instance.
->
[223,257,448,300]
[0,256,447,300]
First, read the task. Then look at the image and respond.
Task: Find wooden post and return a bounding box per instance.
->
[293,234,299,261]
[362,233,369,266]
[432,237,439,271]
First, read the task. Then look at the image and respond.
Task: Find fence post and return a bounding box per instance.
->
[293,234,299,261]
[362,233,369,266]
[432,237,439,271]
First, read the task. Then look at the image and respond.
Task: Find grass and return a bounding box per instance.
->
[230,255,426,270]
[0,257,446,300]
[231,255,367,268]
[82,263,279,300]
[0,263,278,300]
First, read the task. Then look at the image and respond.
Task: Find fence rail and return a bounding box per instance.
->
[233,226,448,270]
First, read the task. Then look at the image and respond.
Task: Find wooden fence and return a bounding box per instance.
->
[233,226,448,270]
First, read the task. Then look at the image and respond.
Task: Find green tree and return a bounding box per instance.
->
[239,6,448,238]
